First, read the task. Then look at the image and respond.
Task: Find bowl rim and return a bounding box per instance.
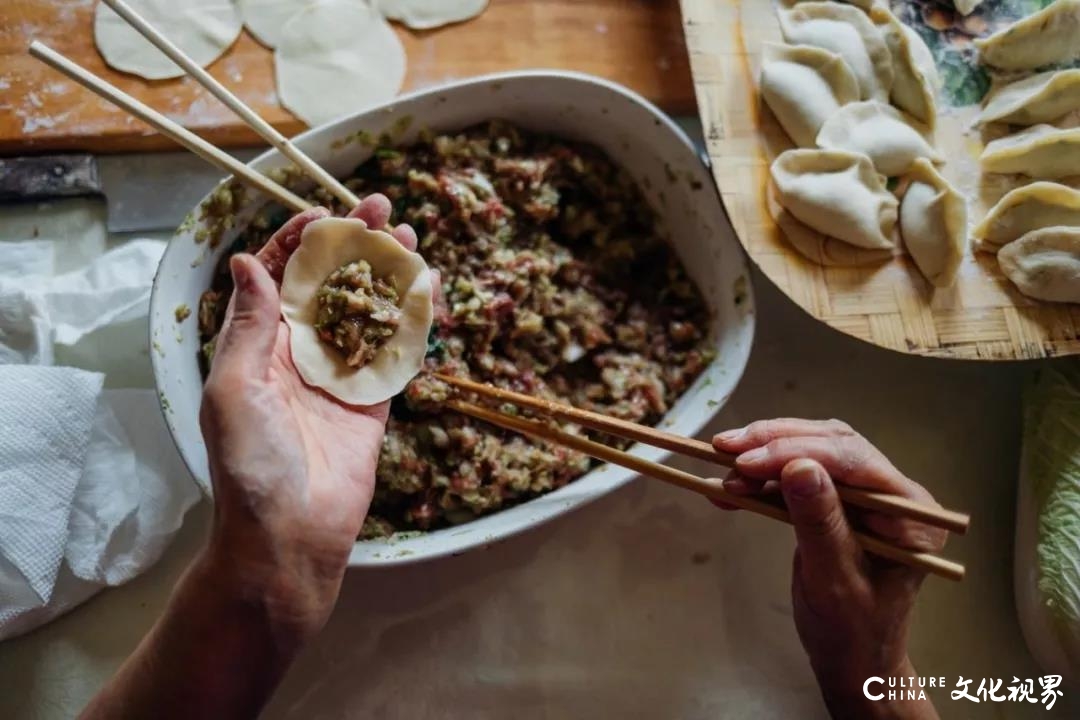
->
[149,69,756,567]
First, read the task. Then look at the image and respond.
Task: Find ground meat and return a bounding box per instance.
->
[315,261,402,368]
[198,121,712,536]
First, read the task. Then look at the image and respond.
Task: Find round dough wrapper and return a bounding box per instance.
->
[281,218,434,406]
[275,0,406,127]
[375,0,489,30]
[240,0,311,49]
[94,0,243,81]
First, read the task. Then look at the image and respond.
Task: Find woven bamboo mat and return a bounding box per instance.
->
[680,0,1080,360]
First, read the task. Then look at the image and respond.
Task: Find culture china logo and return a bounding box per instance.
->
[862,675,1064,710]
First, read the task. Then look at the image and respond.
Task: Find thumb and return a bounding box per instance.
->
[780,459,862,582]
[214,254,281,374]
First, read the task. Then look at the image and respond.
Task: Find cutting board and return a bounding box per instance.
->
[681,0,1080,361]
[0,0,694,154]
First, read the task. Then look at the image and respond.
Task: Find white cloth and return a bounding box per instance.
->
[0,238,200,641]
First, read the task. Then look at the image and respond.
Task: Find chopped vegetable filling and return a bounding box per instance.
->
[314,260,402,368]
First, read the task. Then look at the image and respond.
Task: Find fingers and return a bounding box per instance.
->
[210,254,281,378]
[714,418,854,454]
[257,206,332,283]
[780,459,864,583]
[346,193,393,229]
[392,223,419,252]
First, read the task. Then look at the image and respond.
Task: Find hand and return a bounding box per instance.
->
[199,195,420,645]
[713,419,945,720]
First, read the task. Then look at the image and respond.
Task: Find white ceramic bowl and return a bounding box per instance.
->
[150,71,755,567]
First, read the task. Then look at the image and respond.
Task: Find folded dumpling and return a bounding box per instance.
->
[771,148,898,249]
[871,7,938,127]
[998,226,1080,303]
[980,125,1080,179]
[778,2,894,102]
[760,42,860,147]
[776,208,894,266]
[974,0,1080,71]
[816,100,941,176]
[900,159,966,287]
[972,182,1080,251]
[976,69,1080,126]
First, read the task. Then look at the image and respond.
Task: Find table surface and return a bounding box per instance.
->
[0,170,1077,719]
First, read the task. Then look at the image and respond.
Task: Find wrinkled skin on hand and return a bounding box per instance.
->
[199,195,427,644]
[713,419,946,720]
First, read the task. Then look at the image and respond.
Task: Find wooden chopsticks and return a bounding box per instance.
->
[436,373,968,582]
[99,0,361,209]
[29,41,311,213]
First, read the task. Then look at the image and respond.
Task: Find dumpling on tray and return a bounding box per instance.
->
[976,69,1080,127]
[972,182,1080,252]
[280,217,435,406]
[980,125,1080,179]
[998,226,1080,304]
[974,0,1080,71]
[759,42,860,147]
[899,158,966,288]
[816,100,941,177]
[771,148,898,250]
[778,1,894,102]
[871,7,938,128]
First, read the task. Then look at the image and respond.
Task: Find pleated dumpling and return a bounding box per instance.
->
[980,125,1080,179]
[871,7,938,128]
[771,148,898,249]
[972,182,1080,251]
[816,100,941,176]
[976,69,1080,126]
[778,2,894,102]
[974,0,1080,71]
[281,217,435,406]
[776,209,894,266]
[899,159,966,287]
[760,42,860,147]
[998,226,1080,303]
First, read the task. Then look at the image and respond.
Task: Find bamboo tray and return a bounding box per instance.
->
[681,0,1080,360]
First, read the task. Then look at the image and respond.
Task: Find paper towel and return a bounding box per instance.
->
[0,237,200,641]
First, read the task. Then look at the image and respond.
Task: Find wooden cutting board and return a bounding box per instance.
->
[0,0,694,154]
[681,0,1080,361]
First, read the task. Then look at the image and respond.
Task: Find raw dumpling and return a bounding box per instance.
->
[871,8,938,127]
[275,0,406,127]
[899,158,966,287]
[374,0,488,30]
[972,182,1080,251]
[281,217,434,406]
[974,0,1080,71]
[976,69,1080,126]
[980,125,1080,179]
[776,209,894,266]
[759,42,860,147]
[778,2,894,102]
[94,0,243,81]
[816,100,941,176]
[771,148,898,249]
[998,226,1080,303]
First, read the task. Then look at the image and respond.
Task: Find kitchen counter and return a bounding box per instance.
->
[0,182,1075,719]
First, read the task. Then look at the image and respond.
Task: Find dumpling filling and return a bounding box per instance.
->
[314,260,402,368]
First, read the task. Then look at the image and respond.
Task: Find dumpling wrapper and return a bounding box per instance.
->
[776,209,894,267]
[973,182,1080,252]
[374,0,488,30]
[771,148,898,250]
[94,0,242,81]
[778,2,894,102]
[899,158,966,287]
[871,7,938,128]
[998,226,1080,304]
[275,0,406,127]
[974,0,1080,71]
[281,218,434,406]
[759,42,860,148]
[977,69,1080,127]
[239,0,309,49]
[980,125,1080,179]
[816,100,941,177]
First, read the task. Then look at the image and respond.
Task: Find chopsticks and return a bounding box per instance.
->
[29,41,311,213]
[99,0,361,209]
[436,373,968,582]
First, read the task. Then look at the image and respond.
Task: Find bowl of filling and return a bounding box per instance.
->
[151,71,755,566]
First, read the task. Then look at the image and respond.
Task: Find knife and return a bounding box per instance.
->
[0,149,262,233]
